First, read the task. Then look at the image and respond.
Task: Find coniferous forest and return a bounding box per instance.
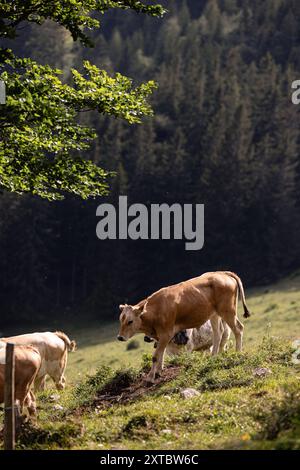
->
[1,0,300,325]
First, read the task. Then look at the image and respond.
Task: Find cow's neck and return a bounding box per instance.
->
[140,316,157,340]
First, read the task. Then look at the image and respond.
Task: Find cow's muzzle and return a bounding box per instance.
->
[117,335,126,342]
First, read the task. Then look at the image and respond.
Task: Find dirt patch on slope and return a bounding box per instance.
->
[93,365,181,409]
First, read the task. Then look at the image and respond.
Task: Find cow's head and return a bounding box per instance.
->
[117,303,144,341]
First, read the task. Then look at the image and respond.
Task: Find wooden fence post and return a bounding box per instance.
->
[4,343,15,450]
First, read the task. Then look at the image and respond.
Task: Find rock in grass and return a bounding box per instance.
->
[252,367,272,378]
[53,404,64,411]
[180,388,200,399]
[49,394,60,402]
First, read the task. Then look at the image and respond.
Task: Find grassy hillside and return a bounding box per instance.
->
[1,272,300,450]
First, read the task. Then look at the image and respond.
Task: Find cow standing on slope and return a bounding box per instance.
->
[118,271,251,383]
[1,331,76,391]
[0,343,41,419]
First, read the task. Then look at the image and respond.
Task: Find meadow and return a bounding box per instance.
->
[1,272,300,450]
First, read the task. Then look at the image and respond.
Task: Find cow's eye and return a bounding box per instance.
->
[127,320,133,325]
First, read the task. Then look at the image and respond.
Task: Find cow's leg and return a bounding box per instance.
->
[25,391,37,420]
[60,352,68,385]
[40,376,46,391]
[52,351,68,390]
[146,335,171,383]
[50,370,66,390]
[52,373,66,390]
[222,315,244,351]
[185,330,194,352]
[14,399,21,417]
[217,284,244,352]
[60,375,66,389]
[154,346,165,378]
[18,392,27,416]
[210,314,222,355]
[34,375,46,392]
[14,399,23,431]
[156,342,168,376]
[54,379,65,390]
[219,321,231,352]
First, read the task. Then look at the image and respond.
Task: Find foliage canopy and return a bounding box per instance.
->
[0,0,165,199]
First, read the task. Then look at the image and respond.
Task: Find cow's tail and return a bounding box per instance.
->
[55,331,77,352]
[224,272,251,318]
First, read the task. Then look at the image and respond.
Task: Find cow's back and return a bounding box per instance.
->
[144,271,237,331]
[146,278,213,325]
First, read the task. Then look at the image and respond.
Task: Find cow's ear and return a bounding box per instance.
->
[119,304,126,311]
[139,307,146,318]
[133,305,144,316]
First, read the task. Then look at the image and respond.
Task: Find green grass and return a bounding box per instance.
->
[1,271,300,450]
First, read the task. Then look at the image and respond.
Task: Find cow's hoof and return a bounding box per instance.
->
[143,375,156,386]
[155,372,161,379]
[144,381,154,388]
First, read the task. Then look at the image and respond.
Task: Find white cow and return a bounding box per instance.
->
[166,319,231,355]
[1,331,76,391]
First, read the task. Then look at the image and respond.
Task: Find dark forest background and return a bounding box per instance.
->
[1,0,300,325]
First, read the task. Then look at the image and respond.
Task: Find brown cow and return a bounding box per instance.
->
[1,331,76,391]
[0,344,41,418]
[118,271,251,383]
